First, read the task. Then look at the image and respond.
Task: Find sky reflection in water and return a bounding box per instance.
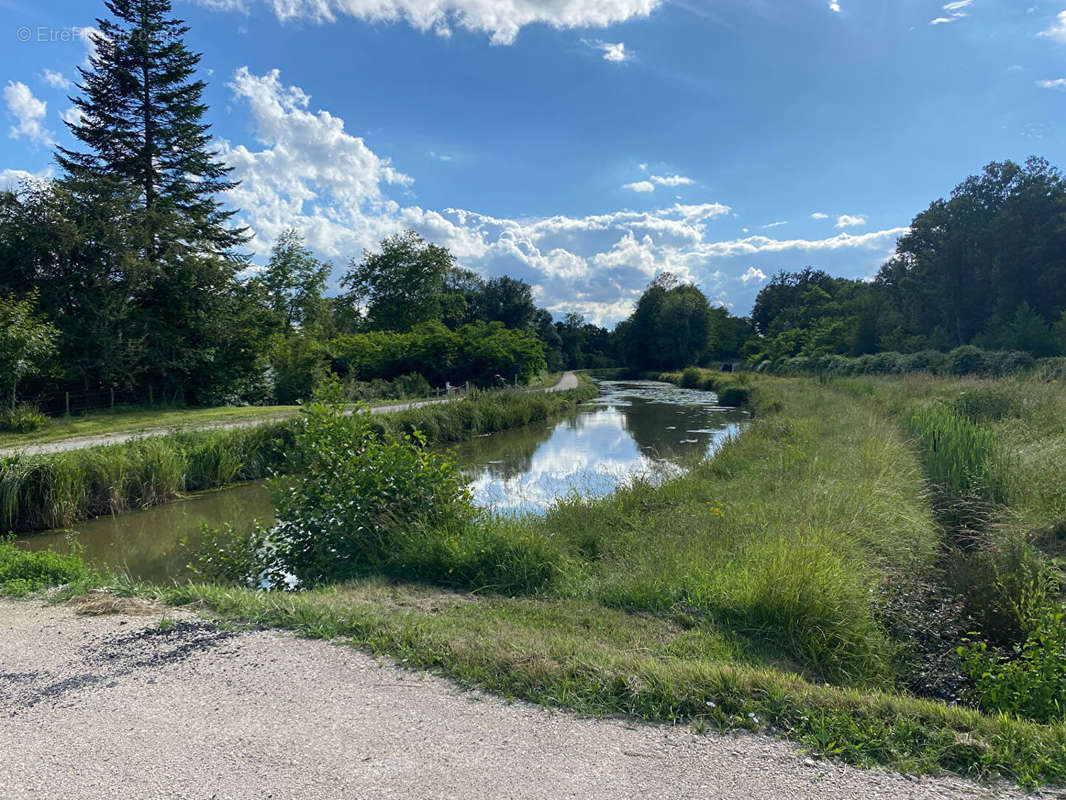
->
[457,381,749,516]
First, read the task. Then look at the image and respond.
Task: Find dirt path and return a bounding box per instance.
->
[1,372,579,458]
[0,599,1021,800]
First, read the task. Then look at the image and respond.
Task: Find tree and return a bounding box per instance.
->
[1054,310,1066,356]
[0,292,59,409]
[341,231,454,331]
[621,274,715,370]
[478,276,537,330]
[260,228,330,332]
[54,0,257,401]
[56,0,244,261]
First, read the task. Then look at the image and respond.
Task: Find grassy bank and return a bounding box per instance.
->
[6,372,1066,787]
[1,379,597,534]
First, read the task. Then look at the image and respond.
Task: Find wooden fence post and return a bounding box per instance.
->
[65,391,70,416]
[110,387,115,408]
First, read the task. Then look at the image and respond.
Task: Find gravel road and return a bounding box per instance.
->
[1,372,580,458]
[0,598,1025,800]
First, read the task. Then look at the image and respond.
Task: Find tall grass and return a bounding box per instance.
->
[903,402,1008,529]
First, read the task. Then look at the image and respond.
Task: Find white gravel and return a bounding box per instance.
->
[0,598,1028,800]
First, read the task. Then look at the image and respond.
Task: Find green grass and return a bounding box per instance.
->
[0,538,94,596]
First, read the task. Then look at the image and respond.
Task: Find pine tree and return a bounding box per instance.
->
[57,0,244,260]
[54,0,262,401]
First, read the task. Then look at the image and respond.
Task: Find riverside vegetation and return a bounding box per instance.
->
[5,367,1066,788]
[0,378,597,534]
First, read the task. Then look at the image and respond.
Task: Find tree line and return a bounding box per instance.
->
[746,158,1066,365]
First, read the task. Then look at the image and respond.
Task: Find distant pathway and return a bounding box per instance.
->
[1,372,579,457]
[0,599,1020,800]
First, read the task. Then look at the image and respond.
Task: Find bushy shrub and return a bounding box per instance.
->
[960,576,1066,723]
[0,403,48,433]
[947,346,987,376]
[680,366,702,389]
[265,382,475,585]
[954,387,1017,423]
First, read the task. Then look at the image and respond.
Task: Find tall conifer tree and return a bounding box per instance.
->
[56,0,257,400]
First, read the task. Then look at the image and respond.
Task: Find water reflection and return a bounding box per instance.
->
[456,381,748,515]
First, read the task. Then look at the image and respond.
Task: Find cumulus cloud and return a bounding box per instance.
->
[40,69,72,90]
[811,212,829,219]
[828,1,840,11]
[762,221,787,229]
[198,0,661,45]
[217,68,905,325]
[3,82,54,146]
[1038,10,1066,42]
[836,213,867,228]
[741,267,767,284]
[1038,78,1066,89]
[622,180,656,193]
[583,40,632,62]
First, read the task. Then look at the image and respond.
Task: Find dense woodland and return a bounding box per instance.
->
[2,0,1065,423]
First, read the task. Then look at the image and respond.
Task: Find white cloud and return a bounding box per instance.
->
[828,1,840,12]
[0,166,55,192]
[601,42,630,63]
[622,173,693,193]
[1038,10,1066,42]
[811,212,829,219]
[60,105,84,127]
[836,213,867,228]
[429,150,454,161]
[741,267,767,284]
[198,0,661,45]
[3,82,54,146]
[40,69,72,90]
[762,220,787,229]
[930,0,972,25]
[1038,78,1066,89]
[650,173,693,187]
[217,68,905,326]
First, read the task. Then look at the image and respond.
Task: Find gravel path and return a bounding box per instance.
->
[0,598,1025,800]
[1,373,579,457]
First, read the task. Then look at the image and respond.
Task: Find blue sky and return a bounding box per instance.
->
[3,0,1066,324]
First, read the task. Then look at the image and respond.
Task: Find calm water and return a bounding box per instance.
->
[19,380,747,581]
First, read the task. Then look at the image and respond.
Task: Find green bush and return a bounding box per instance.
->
[954,387,1017,423]
[264,382,475,585]
[0,537,92,595]
[960,579,1066,723]
[0,403,48,433]
[680,366,702,389]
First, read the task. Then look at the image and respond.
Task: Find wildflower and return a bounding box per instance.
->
[705,701,716,708]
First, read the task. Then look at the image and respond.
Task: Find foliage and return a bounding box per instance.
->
[960,579,1066,723]
[264,382,475,585]
[0,292,59,408]
[903,402,1008,528]
[329,321,547,386]
[341,230,454,331]
[0,403,49,433]
[621,274,720,370]
[257,228,331,333]
[0,537,92,596]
